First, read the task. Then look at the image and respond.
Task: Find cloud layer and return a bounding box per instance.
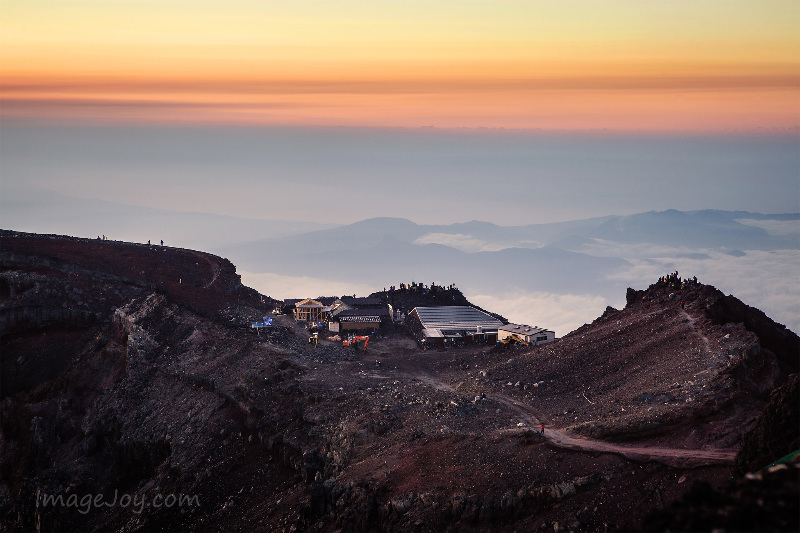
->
[467,291,610,338]
[413,233,517,252]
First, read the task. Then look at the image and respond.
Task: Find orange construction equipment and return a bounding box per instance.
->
[343,335,370,351]
[500,334,530,347]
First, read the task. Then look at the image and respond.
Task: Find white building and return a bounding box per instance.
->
[497,323,555,345]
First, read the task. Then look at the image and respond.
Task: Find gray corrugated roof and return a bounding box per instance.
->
[411,306,502,330]
[498,323,549,335]
[335,308,390,318]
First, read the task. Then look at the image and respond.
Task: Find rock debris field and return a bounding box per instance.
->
[1,230,797,532]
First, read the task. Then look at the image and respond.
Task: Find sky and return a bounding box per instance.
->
[2,125,798,225]
[1,0,797,225]
[1,0,798,131]
[1,1,798,333]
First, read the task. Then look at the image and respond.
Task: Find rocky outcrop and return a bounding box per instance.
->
[735,374,800,474]
[706,294,800,375]
[642,458,800,532]
[627,277,799,377]
[2,232,796,532]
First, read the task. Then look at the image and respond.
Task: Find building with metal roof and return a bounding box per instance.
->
[407,306,503,347]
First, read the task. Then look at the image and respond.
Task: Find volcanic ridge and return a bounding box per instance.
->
[0,230,797,532]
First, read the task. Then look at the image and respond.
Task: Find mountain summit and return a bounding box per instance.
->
[1,230,796,532]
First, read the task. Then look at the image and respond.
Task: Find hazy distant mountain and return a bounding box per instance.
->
[222,210,796,263]
[7,195,793,331]
[580,209,797,249]
[221,209,798,265]
[218,210,799,324]
[243,234,626,295]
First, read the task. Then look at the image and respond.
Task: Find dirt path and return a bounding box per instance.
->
[682,308,711,355]
[401,368,736,467]
[187,250,221,289]
[492,393,736,467]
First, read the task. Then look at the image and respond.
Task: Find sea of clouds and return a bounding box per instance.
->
[242,247,800,337]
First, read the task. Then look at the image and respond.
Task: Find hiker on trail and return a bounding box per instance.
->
[160,240,163,246]
[540,424,545,435]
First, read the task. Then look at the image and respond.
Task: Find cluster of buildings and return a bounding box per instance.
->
[281,296,393,335]
[279,296,555,348]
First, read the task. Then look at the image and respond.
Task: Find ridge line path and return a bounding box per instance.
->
[404,370,736,468]
[187,250,221,289]
[492,393,736,468]
[682,308,711,355]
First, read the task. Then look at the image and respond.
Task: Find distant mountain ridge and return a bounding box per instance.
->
[217,209,799,307]
[4,205,797,333]
[221,209,798,257]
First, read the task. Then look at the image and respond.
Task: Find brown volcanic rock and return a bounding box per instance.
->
[735,373,800,475]
[642,457,800,532]
[1,233,796,532]
[0,229,271,320]
[0,231,293,531]
[482,279,793,449]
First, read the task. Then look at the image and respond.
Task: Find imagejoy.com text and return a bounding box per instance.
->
[36,489,200,515]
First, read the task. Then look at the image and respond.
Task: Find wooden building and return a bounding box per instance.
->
[294,298,326,322]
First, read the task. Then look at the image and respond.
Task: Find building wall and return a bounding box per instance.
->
[341,321,380,332]
[535,330,556,343]
[497,329,520,343]
[497,329,555,344]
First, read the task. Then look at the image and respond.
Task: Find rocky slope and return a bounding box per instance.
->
[1,231,797,532]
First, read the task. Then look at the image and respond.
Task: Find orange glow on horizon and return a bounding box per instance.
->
[1,1,798,131]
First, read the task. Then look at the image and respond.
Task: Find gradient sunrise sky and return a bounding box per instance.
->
[2,0,798,131]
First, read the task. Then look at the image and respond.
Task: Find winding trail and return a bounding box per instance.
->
[492,393,736,468]
[187,250,222,289]
[405,369,736,468]
[681,308,711,356]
